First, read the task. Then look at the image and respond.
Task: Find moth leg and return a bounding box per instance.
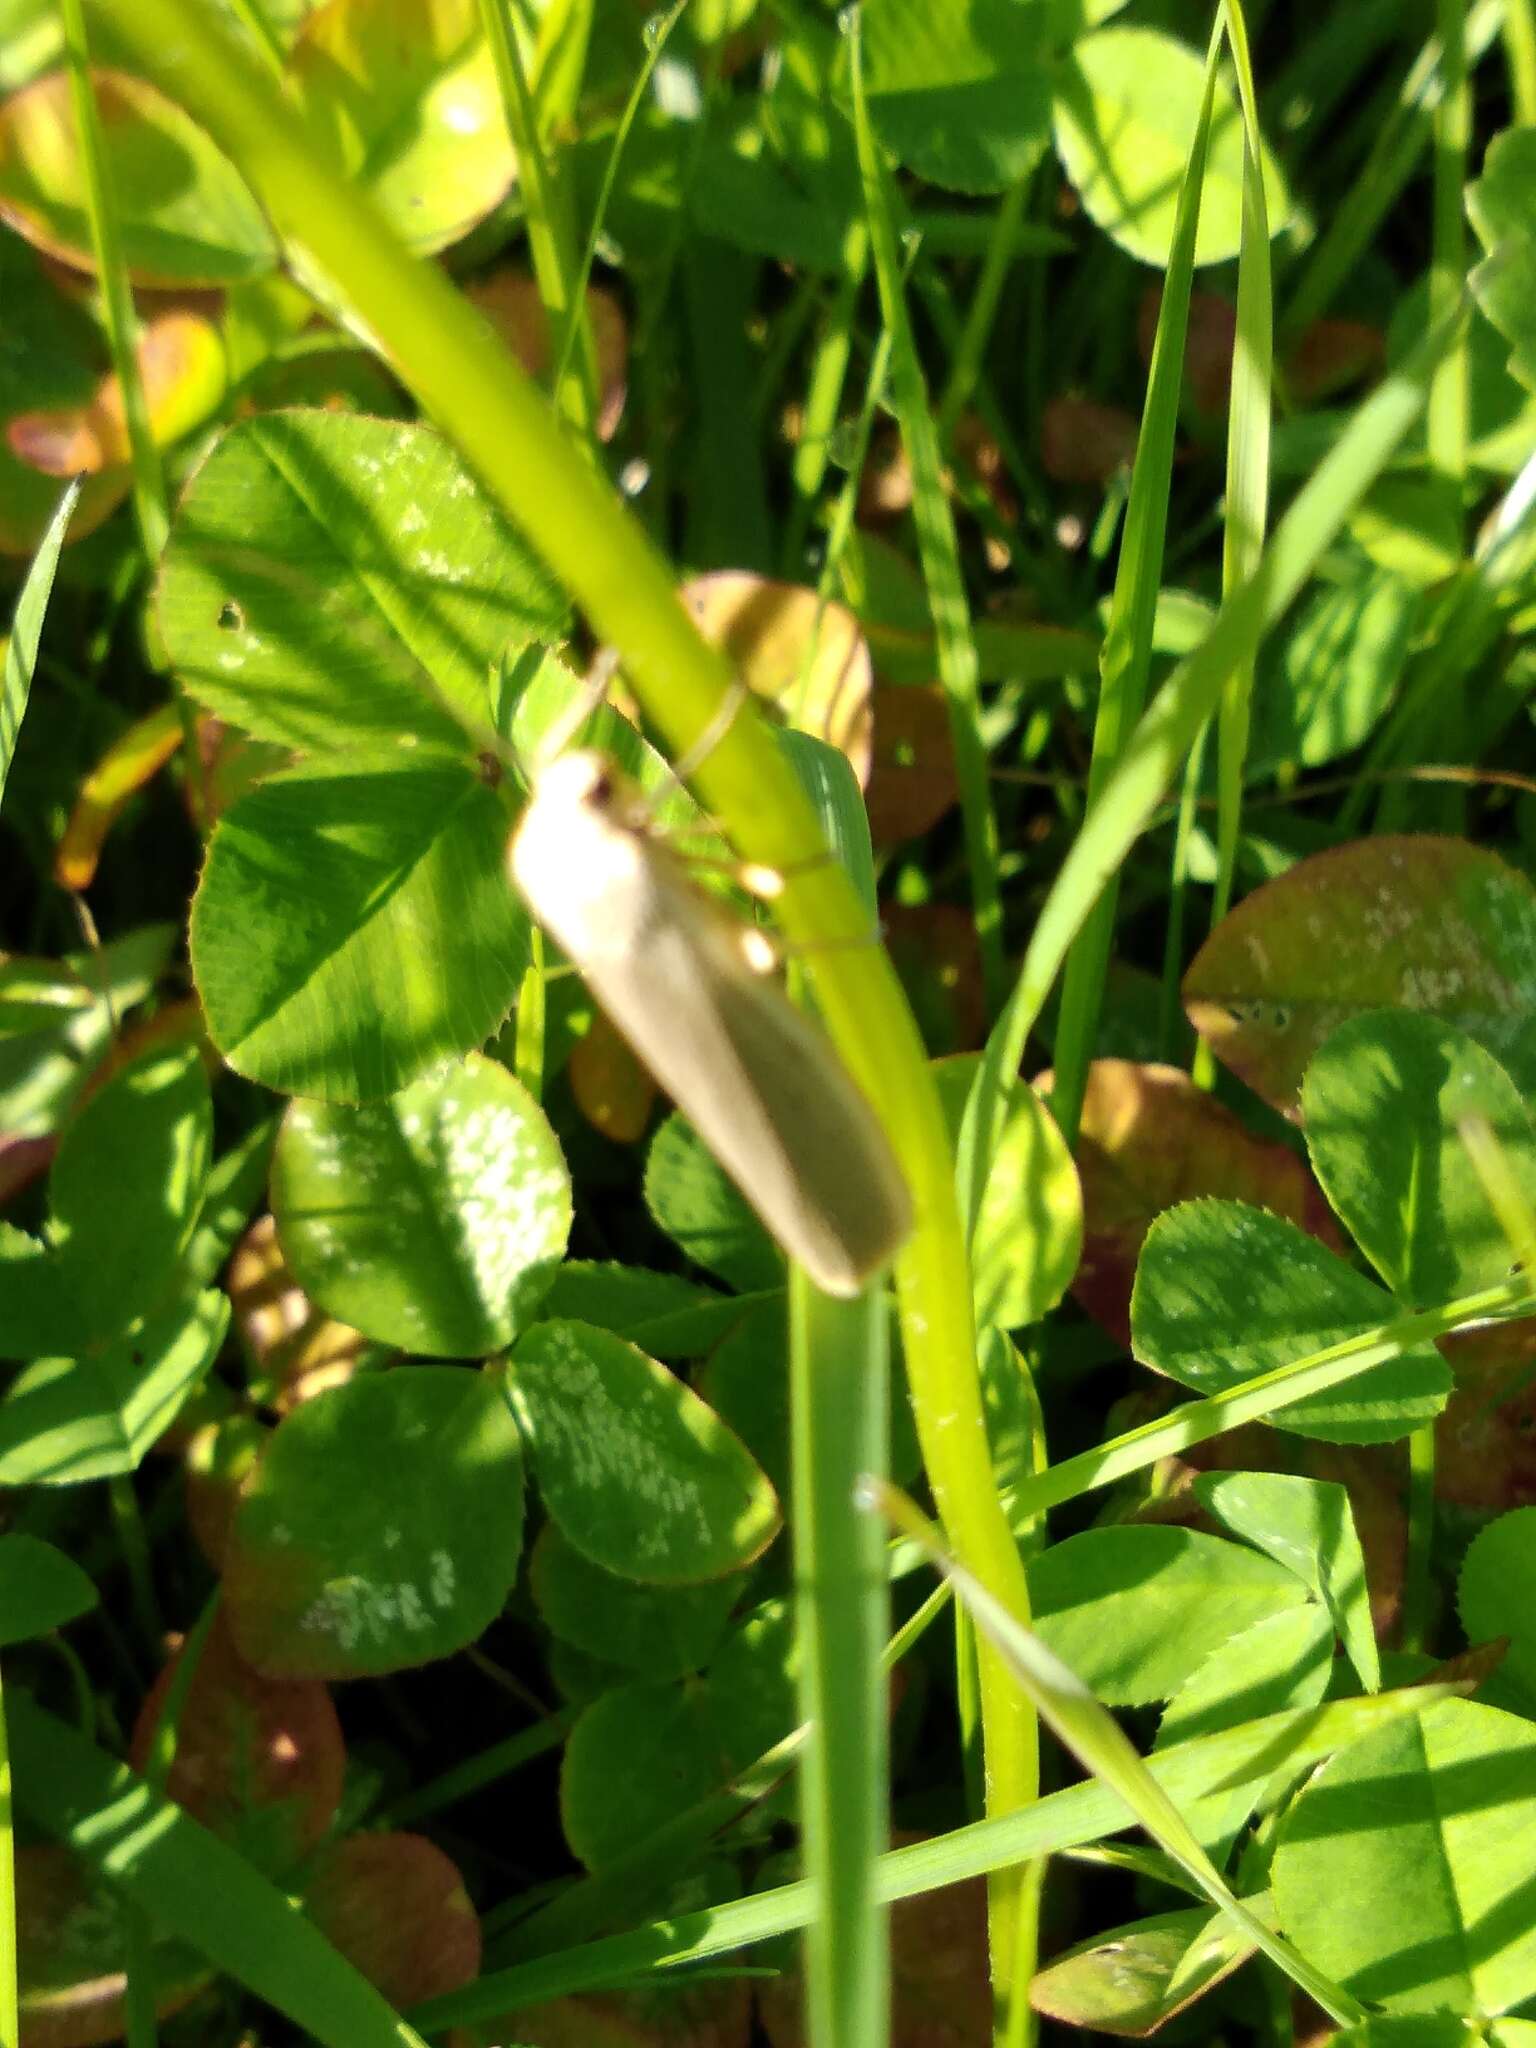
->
[734,919,887,978]
[736,926,780,977]
[779,923,886,958]
[674,846,840,900]
[753,847,842,884]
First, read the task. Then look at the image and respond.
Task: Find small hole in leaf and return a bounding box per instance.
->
[217,600,244,631]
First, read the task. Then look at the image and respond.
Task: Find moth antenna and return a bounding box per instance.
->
[671,675,749,783]
[590,671,748,834]
[527,656,618,775]
[650,842,840,901]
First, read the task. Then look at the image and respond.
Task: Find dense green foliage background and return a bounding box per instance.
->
[3,0,1536,2044]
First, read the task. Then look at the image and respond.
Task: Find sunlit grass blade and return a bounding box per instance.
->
[1343,442,1536,830]
[492,1580,954,1969]
[2,480,79,815]
[1047,19,1223,1144]
[790,1280,890,2048]
[778,757,891,2048]
[477,0,597,439]
[419,1686,1457,2031]
[0,1670,14,2048]
[1428,0,1471,503]
[123,1595,219,2048]
[1505,0,1536,117]
[936,176,1029,442]
[844,18,1041,2018]
[101,12,1020,1782]
[1158,725,1210,1059]
[848,11,1004,1013]
[546,0,686,415]
[1458,1112,1536,1286]
[819,319,895,611]
[914,263,1062,571]
[782,224,869,577]
[9,1694,428,2048]
[872,1482,1365,2028]
[1206,0,1273,945]
[58,0,167,562]
[959,298,1465,1220]
[529,0,594,133]
[1402,1421,1438,1654]
[222,0,284,69]
[1007,1272,1534,1522]
[1280,0,1501,341]
[1375,0,1471,801]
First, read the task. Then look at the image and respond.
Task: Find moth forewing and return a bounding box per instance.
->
[509,750,912,1296]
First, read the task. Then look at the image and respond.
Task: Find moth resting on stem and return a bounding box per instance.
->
[508,745,913,1297]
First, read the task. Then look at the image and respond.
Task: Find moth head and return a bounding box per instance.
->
[534,748,617,811]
